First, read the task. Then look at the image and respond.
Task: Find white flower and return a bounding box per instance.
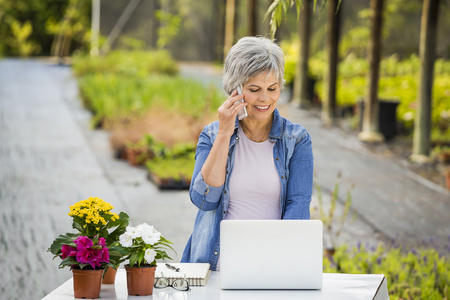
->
[144,248,157,264]
[125,223,161,245]
[126,225,140,238]
[142,229,161,245]
[119,232,133,247]
[135,223,153,237]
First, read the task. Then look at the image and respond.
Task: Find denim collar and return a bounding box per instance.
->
[234,108,283,141]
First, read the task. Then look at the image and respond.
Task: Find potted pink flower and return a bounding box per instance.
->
[50,235,112,299]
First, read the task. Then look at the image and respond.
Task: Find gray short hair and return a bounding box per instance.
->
[223,36,285,95]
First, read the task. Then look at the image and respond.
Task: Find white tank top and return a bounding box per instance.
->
[225,126,282,220]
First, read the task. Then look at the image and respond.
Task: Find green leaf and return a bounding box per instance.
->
[137,251,145,265]
[129,252,139,268]
[49,233,79,254]
[264,0,282,21]
[79,263,90,270]
[106,212,129,244]
[71,216,84,232]
[59,256,78,269]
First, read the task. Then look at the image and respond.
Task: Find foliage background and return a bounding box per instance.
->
[1,0,450,60]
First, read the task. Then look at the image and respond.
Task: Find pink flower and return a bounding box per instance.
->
[101,247,110,262]
[98,237,106,247]
[74,236,93,250]
[70,236,110,269]
[61,245,77,259]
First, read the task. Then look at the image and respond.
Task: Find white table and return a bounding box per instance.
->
[42,269,389,300]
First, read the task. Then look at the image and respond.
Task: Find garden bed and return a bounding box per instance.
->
[147,172,191,190]
[72,50,222,190]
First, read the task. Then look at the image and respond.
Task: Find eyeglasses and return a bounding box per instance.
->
[154,272,191,291]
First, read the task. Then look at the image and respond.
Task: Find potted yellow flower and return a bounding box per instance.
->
[65,197,130,283]
[119,223,174,296]
[48,197,129,298]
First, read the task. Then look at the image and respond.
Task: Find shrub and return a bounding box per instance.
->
[72,50,178,77]
[77,73,224,128]
[145,143,196,181]
[324,244,450,300]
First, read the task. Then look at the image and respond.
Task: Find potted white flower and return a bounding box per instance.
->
[118,223,174,296]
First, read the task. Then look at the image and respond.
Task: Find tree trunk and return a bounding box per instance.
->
[247,0,257,36]
[90,0,100,56]
[293,0,312,108]
[358,0,384,142]
[224,0,236,56]
[411,0,440,162]
[321,0,341,125]
[215,0,227,61]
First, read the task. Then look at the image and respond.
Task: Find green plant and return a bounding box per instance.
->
[77,73,223,128]
[72,50,179,77]
[155,10,181,49]
[324,244,450,300]
[315,172,354,250]
[146,143,196,181]
[8,19,40,56]
[48,197,130,270]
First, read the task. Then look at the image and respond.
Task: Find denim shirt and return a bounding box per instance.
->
[181,109,313,270]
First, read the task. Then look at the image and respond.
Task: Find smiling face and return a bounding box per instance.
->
[242,71,281,122]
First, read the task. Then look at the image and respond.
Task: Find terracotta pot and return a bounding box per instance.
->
[125,265,156,296]
[126,148,140,166]
[102,267,117,284]
[445,169,450,191]
[72,268,103,299]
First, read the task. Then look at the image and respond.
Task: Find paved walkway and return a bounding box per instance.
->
[0,60,448,300]
[0,60,197,300]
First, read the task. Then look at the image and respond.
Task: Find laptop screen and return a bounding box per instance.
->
[220,219,323,290]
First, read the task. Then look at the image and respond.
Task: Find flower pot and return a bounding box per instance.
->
[125,265,156,296]
[72,268,103,299]
[102,267,117,284]
[445,169,450,191]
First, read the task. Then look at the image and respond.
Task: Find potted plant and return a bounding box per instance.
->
[49,234,113,299]
[48,197,129,296]
[118,223,174,296]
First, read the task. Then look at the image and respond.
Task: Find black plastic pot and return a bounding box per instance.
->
[359,99,400,141]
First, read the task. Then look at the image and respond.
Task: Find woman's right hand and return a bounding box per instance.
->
[217,89,247,138]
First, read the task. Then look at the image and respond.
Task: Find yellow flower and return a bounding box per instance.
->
[68,197,118,231]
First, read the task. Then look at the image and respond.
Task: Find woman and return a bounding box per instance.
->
[181,36,313,270]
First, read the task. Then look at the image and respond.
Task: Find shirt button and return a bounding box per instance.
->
[236,137,239,140]
[224,190,227,194]
[281,176,285,179]
[226,171,229,174]
[214,252,218,255]
[276,158,279,161]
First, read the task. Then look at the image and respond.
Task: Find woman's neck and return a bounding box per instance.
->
[239,115,273,143]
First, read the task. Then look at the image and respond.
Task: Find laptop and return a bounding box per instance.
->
[220,219,323,290]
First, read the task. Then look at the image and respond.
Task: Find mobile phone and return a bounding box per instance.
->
[235,85,247,120]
